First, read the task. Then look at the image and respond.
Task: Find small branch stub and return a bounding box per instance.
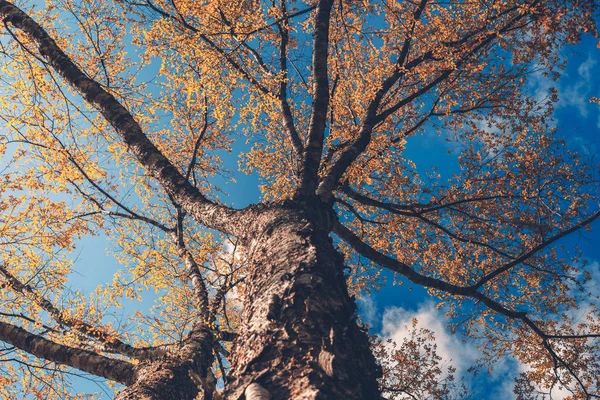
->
[245,382,271,400]
[318,349,335,377]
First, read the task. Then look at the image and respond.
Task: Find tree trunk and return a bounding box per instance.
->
[116,326,215,400]
[115,362,201,400]
[226,200,381,399]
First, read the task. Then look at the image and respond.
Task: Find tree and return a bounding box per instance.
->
[0,0,599,398]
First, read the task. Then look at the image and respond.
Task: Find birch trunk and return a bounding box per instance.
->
[226,200,381,399]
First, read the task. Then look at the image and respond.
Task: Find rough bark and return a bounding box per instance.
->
[116,326,215,400]
[115,361,201,400]
[225,200,380,399]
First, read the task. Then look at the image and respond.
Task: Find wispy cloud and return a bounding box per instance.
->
[381,302,480,377]
[357,294,378,327]
[529,55,600,119]
[560,56,597,118]
[376,300,582,399]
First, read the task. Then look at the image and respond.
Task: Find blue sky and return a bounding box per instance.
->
[355,35,600,398]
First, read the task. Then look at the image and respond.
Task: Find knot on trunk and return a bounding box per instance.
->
[245,382,271,400]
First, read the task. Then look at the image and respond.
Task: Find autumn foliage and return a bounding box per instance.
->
[0,0,599,398]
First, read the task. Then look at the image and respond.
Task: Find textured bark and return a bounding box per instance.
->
[116,326,215,400]
[225,200,380,399]
[115,361,201,400]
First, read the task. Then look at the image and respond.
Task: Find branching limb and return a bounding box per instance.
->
[298,0,334,194]
[316,3,533,201]
[334,217,600,323]
[340,182,516,214]
[0,0,243,236]
[0,264,168,360]
[0,320,135,385]
[469,209,600,290]
[275,0,303,167]
[68,179,173,233]
[185,90,210,182]
[171,205,210,322]
[334,219,600,397]
[315,0,430,200]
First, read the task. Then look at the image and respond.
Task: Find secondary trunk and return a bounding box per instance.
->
[226,200,381,399]
[116,326,215,400]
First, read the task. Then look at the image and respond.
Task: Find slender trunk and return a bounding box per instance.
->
[226,200,381,399]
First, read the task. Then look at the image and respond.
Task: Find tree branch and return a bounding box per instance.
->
[171,206,210,321]
[0,320,135,385]
[469,209,600,290]
[0,0,243,236]
[143,0,272,96]
[316,4,533,200]
[0,264,167,361]
[298,0,334,195]
[275,0,303,167]
[333,218,600,396]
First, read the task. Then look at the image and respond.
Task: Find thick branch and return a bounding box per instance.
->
[171,207,210,321]
[334,219,600,398]
[337,186,528,262]
[341,182,514,214]
[314,0,430,200]
[316,63,455,200]
[334,218,600,338]
[0,320,135,385]
[333,221,469,295]
[0,0,242,236]
[317,5,532,200]
[298,0,334,194]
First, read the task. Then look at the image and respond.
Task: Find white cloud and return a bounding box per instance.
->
[529,66,555,105]
[577,56,597,82]
[357,295,378,327]
[570,135,598,158]
[588,261,600,295]
[487,358,572,400]
[381,302,480,377]
[374,259,600,399]
[559,56,598,118]
[563,260,600,321]
[378,301,585,399]
[528,55,599,119]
